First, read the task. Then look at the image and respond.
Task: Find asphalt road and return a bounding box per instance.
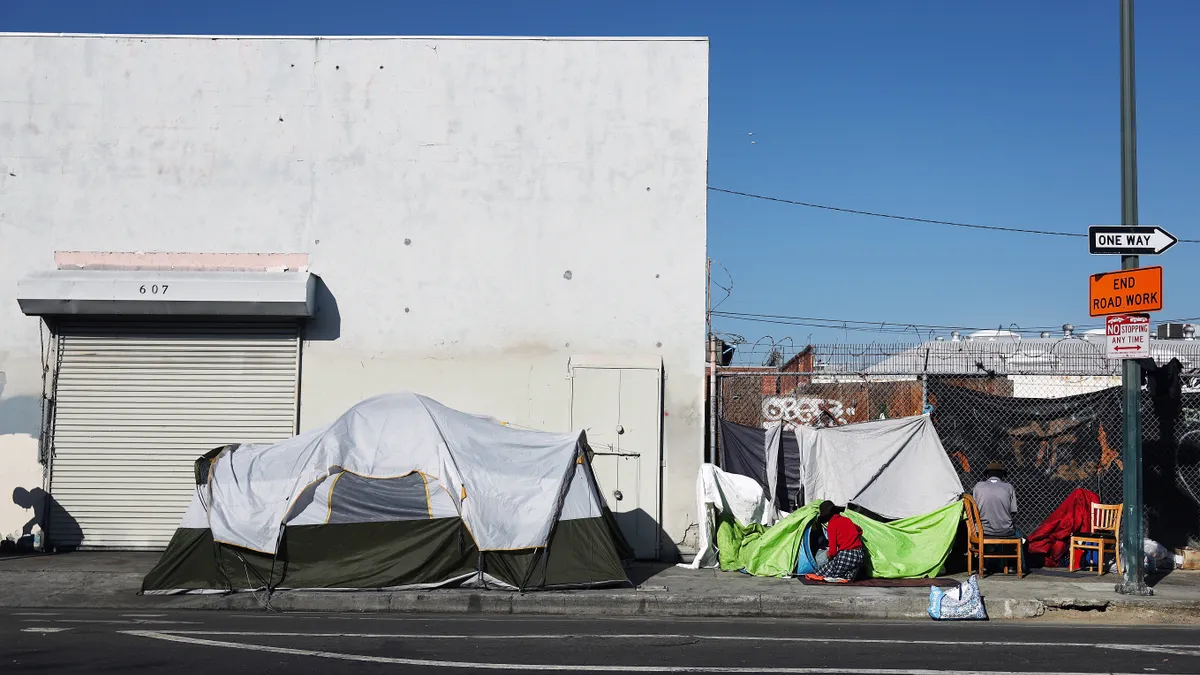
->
[5,609,1200,674]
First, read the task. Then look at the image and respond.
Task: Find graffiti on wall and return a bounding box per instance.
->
[931,382,1126,484]
[762,396,856,430]
[1001,418,1122,482]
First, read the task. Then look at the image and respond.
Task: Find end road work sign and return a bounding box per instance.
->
[1106,314,1150,359]
[1089,225,1178,255]
[1089,266,1163,317]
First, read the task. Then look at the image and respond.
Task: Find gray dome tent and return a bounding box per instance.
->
[142,392,631,594]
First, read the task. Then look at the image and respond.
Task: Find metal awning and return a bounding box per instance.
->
[16,270,317,317]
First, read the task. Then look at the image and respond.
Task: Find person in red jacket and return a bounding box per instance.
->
[806,500,865,583]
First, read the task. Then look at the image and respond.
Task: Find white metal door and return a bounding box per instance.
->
[48,320,300,550]
[571,368,622,515]
[570,365,662,559]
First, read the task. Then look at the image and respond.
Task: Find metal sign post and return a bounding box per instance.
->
[1116,0,1150,597]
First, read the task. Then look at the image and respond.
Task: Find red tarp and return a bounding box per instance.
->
[1026,488,1100,568]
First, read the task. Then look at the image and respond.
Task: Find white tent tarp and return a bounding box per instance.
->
[204,392,583,555]
[679,464,778,570]
[796,415,964,520]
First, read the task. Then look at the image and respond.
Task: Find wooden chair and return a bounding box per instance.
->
[963,494,1023,578]
[1069,503,1122,575]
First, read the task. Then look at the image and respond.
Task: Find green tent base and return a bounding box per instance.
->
[143,513,631,594]
[716,500,963,580]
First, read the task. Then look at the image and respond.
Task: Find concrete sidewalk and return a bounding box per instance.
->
[2,552,1198,622]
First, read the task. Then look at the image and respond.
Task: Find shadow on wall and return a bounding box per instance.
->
[7,487,82,553]
[304,276,341,341]
[0,373,42,439]
[612,507,683,563]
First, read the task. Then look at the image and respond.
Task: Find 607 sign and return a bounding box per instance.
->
[139,284,169,295]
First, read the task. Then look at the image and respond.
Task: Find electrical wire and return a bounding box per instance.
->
[708,186,1200,243]
[713,312,1001,335]
[708,259,734,314]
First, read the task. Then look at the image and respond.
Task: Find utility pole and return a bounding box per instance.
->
[1117,0,1150,596]
[707,259,718,465]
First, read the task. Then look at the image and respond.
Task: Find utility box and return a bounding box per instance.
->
[1157,323,1190,339]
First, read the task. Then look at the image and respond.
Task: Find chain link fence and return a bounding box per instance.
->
[713,339,1200,549]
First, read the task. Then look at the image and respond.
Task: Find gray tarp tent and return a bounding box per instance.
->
[719,415,964,520]
[796,415,964,519]
[718,419,802,511]
[142,392,631,594]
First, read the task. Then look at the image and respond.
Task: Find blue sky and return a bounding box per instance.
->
[7,1,1199,358]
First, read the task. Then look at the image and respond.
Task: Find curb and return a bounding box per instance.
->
[0,575,933,619]
[1,571,1194,622]
[3,591,937,620]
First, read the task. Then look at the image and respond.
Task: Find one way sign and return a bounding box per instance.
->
[1089,225,1178,255]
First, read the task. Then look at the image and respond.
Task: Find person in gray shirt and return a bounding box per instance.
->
[973,461,1019,538]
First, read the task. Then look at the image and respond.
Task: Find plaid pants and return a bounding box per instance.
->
[817,547,865,581]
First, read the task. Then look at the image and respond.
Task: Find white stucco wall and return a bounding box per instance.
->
[0,34,709,556]
[1008,375,1122,399]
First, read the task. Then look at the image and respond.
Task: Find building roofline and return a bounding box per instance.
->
[780,345,814,370]
[0,32,708,42]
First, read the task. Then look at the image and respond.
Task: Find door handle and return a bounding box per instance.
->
[613,490,624,501]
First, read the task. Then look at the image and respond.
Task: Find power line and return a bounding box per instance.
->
[713,313,976,336]
[714,310,1054,334]
[708,186,1200,243]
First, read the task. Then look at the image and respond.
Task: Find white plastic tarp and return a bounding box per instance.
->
[679,463,778,569]
[796,415,964,520]
[205,392,582,555]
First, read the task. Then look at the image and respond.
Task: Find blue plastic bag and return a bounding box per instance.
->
[928,574,987,621]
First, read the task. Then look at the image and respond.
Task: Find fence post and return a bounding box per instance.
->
[920,347,931,413]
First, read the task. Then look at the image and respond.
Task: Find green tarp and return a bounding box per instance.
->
[716,500,963,579]
[845,501,963,578]
[718,504,819,577]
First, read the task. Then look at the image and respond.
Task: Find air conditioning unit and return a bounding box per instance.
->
[709,337,735,366]
[1157,323,1191,340]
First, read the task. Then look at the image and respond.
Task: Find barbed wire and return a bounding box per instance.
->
[712,310,1200,336]
[721,338,1200,374]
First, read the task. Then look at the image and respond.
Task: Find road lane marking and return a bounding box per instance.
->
[21,627,72,633]
[147,630,1200,655]
[122,630,1200,672]
[12,612,61,616]
[22,618,197,625]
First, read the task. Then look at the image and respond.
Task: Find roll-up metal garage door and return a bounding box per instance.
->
[48,320,301,550]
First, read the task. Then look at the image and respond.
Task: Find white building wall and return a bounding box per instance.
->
[0,34,709,556]
[1008,375,1122,399]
